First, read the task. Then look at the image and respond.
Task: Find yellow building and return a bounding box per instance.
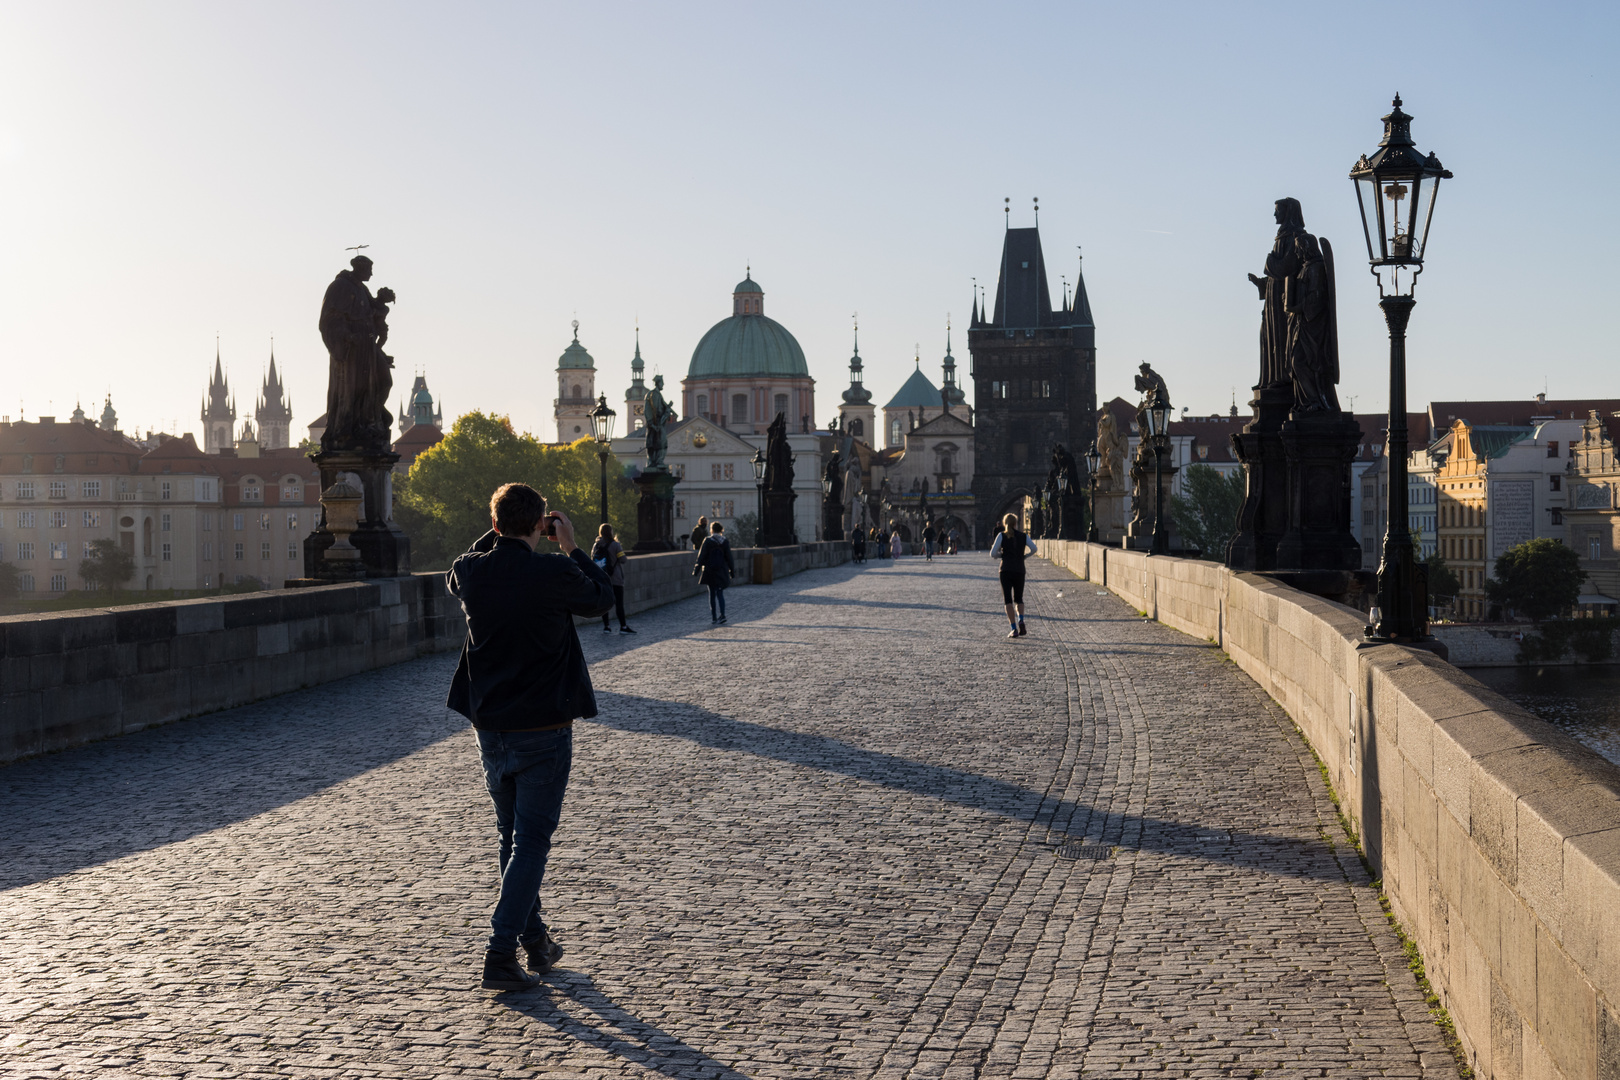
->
[1566,410,1620,612]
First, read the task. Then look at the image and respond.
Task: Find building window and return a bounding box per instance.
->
[287,542,298,560]
[774,393,788,418]
[54,455,65,473]
[259,513,271,531]
[732,394,749,424]
[161,513,172,532]
[49,573,66,593]
[891,419,903,445]
[21,455,32,473]
[17,511,35,529]
[202,542,212,561]
[696,394,708,417]
[671,464,685,479]
[711,463,735,481]
[202,514,212,532]
[242,482,261,502]
[849,418,863,437]
[1591,536,1602,560]
[17,542,34,560]
[286,512,299,530]
[49,542,66,560]
[710,499,734,519]
[1549,474,1562,491]
[161,481,172,501]
[675,500,687,519]
[48,480,67,499]
[81,481,101,498]
[941,478,955,492]
[161,543,172,562]
[261,541,271,560]
[233,513,244,531]
[234,543,244,560]
[18,481,35,500]
[282,480,301,501]
[1547,441,1559,458]
[82,541,95,558]
[1042,381,1052,398]
[1550,508,1563,525]
[18,572,34,592]
[49,510,66,529]
[82,511,100,528]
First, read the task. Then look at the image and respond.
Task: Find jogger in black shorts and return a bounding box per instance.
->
[990,512,1038,638]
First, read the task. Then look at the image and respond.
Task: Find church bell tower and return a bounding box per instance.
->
[201,347,236,454]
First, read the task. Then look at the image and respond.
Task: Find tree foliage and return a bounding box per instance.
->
[395,412,639,570]
[79,537,135,592]
[1486,537,1586,622]
[1423,550,1459,606]
[1169,464,1245,560]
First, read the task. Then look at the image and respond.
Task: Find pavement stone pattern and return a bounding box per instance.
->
[0,555,1457,1079]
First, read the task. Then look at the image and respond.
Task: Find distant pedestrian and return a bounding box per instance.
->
[949,528,961,555]
[690,516,708,551]
[889,524,902,560]
[922,522,937,562]
[591,523,634,634]
[875,526,889,559]
[445,484,614,992]
[693,520,734,623]
[990,511,1038,638]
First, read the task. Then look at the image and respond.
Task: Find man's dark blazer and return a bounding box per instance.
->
[445,530,615,731]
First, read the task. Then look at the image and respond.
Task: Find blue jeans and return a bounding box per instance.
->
[708,584,726,619]
[475,726,573,954]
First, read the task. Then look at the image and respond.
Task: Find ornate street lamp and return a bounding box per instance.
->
[1084,443,1101,543]
[588,395,617,526]
[1351,94,1452,643]
[1145,401,1171,555]
[750,447,767,546]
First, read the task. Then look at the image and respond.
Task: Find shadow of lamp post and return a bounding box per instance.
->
[1146,400,1171,555]
[1351,95,1452,643]
[1084,443,1101,543]
[588,395,616,527]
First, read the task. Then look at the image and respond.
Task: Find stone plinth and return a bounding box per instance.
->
[304,449,410,580]
[1126,453,1182,552]
[761,489,798,547]
[632,468,680,553]
[1274,413,1363,572]
[1094,487,1128,545]
[822,496,843,542]
[1226,385,1290,570]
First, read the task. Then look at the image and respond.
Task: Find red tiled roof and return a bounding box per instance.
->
[393,424,445,463]
[0,419,144,473]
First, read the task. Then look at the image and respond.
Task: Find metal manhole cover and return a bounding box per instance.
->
[1055,843,1113,861]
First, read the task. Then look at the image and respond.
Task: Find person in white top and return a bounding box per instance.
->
[989,513,1039,638]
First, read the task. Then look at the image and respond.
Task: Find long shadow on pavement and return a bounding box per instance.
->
[500,970,757,1079]
[590,691,1347,884]
[0,652,466,891]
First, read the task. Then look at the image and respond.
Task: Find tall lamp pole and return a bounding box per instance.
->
[1084,444,1101,543]
[1351,95,1452,642]
[750,448,767,546]
[588,395,617,527]
[1146,402,1171,555]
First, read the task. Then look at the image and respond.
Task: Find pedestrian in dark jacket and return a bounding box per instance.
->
[590,523,634,634]
[693,520,734,623]
[446,483,613,992]
[689,516,708,551]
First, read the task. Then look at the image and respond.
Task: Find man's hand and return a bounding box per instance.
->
[548,510,578,555]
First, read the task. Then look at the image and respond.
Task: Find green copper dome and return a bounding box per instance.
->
[687,274,808,378]
[558,322,594,370]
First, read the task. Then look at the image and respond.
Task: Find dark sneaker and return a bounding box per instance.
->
[523,931,564,974]
[718,614,727,624]
[602,625,613,633]
[1017,622,1027,636]
[482,950,541,991]
[1007,628,1019,639]
[619,626,636,634]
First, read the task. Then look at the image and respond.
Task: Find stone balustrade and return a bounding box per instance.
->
[0,541,849,766]
[1043,539,1620,1080]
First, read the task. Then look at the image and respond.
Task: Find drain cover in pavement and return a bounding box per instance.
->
[1054,843,1113,860]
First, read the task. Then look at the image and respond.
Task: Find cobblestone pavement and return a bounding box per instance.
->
[0,555,1457,1079]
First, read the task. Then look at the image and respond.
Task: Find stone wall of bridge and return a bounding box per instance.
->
[0,541,848,766]
[1044,540,1620,1080]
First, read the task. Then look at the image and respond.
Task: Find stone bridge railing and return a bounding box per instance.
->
[1044,540,1620,1080]
[0,541,847,767]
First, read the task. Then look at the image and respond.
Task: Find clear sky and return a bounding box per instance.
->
[1,2,1616,441]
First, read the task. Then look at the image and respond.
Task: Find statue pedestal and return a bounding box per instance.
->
[632,469,679,553]
[1055,492,1085,541]
[1095,487,1128,545]
[1126,456,1182,552]
[761,490,798,547]
[304,449,410,580]
[822,496,843,542]
[1226,385,1291,570]
[1274,413,1363,572]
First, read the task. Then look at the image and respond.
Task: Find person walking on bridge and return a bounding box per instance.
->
[446,483,614,992]
[693,520,734,623]
[591,523,634,634]
[990,512,1037,638]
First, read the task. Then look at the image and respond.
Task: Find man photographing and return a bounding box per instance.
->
[446,483,614,991]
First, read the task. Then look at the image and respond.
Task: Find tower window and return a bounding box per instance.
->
[732,394,748,423]
[696,394,708,417]
[849,418,863,437]
[774,393,789,419]
[572,385,582,399]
